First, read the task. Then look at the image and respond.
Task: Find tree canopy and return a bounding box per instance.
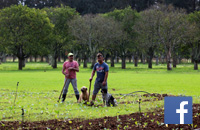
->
[0,4,53,70]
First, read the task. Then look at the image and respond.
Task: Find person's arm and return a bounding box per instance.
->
[68,62,79,72]
[68,67,79,72]
[89,70,95,82]
[102,64,109,86]
[102,72,108,86]
[62,64,67,75]
[62,63,69,77]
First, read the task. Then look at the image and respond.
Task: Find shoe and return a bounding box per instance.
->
[76,95,80,101]
[90,101,94,106]
[62,94,66,102]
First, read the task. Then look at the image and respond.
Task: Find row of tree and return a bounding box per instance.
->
[0,4,200,70]
[1,0,200,14]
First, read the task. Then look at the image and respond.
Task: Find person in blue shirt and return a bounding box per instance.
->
[89,53,109,105]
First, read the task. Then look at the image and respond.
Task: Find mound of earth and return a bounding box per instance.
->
[1,103,200,130]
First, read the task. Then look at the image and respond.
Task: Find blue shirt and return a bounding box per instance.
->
[93,62,109,83]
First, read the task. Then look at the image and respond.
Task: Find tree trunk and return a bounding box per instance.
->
[173,56,177,68]
[34,56,37,62]
[91,55,96,69]
[45,56,49,63]
[162,58,164,64]
[58,53,61,62]
[83,54,87,68]
[194,60,198,70]
[156,56,159,65]
[161,55,165,64]
[121,55,126,69]
[2,54,6,63]
[111,56,115,67]
[143,58,146,64]
[78,58,81,66]
[18,57,23,70]
[129,56,131,63]
[83,59,87,68]
[22,58,26,67]
[30,56,33,62]
[178,57,182,64]
[117,57,119,63]
[13,56,16,62]
[134,56,138,67]
[148,47,154,69]
[167,49,172,70]
[191,56,194,63]
[52,56,57,68]
[105,58,108,63]
[40,56,44,62]
[52,45,58,68]
[148,57,152,69]
[17,46,24,70]
[105,54,108,63]
[51,50,58,68]
[64,55,67,62]
[140,54,143,63]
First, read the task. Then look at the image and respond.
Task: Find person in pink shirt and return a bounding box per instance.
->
[61,53,79,102]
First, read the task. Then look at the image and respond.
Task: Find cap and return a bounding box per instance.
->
[68,53,73,57]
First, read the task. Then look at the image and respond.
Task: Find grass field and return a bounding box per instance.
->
[0,62,200,122]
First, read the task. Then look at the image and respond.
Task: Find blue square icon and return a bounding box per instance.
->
[164,97,192,124]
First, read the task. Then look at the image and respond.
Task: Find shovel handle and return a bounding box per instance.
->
[88,80,92,102]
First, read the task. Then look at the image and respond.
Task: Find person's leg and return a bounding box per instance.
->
[71,78,79,101]
[90,81,101,105]
[92,94,97,101]
[62,78,71,102]
[100,83,108,105]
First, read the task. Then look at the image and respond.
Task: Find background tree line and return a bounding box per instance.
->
[0,2,200,70]
[1,0,200,14]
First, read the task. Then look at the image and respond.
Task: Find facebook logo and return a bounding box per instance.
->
[164,97,192,124]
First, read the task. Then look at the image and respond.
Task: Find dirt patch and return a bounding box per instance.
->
[1,104,200,130]
[112,88,116,91]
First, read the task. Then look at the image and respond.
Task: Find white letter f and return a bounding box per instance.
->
[176,101,188,124]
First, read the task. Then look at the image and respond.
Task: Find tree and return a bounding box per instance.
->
[0,36,4,64]
[188,11,200,70]
[164,0,199,13]
[134,7,162,68]
[105,7,139,69]
[157,5,189,70]
[43,5,78,68]
[69,14,121,68]
[0,5,53,70]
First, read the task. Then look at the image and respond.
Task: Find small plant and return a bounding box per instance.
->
[135,121,138,126]
[144,122,148,127]
[0,121,5,127]
[144,113,147,117]
[123,125,129,129]
[156,121,160,126]
[131,118,135,121]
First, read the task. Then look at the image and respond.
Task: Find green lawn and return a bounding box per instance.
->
[0,62,200,121]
